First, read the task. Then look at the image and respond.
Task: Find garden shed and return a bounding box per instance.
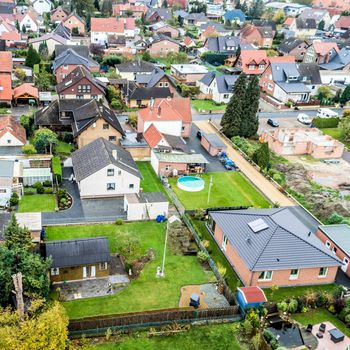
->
[236,286,267,310]
[22,167,52,186]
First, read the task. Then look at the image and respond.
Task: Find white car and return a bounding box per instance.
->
[297,113,312,125]
[316,108,338,118]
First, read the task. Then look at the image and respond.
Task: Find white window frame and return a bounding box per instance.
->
[129,183,134,189]
[289,269,299,280]
[258,271,273,281]
[318,267,328,278]
[51,267,60,276]
[99,262,108,270]
[332,246,337,255]
[222,235,228,251]
[325,240,331,249]
[107,183,115,191]
[107,169,114,176]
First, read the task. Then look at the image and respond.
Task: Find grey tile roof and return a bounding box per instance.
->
[72,137,141,181]
[129,87,172,100]
[53,48,90,71]
[199,72,238,94]
[207,36,240,53]
[200,72,216,86]
[277,82,311,93]
[53,22,71,40]
[202,133,226,148]
[297,63,322,84]
[319,225,350,256]
[252,19,276,31]
[46,237,111,268]
[210,207,341,271]
[296,18,316,29]
[139,192,167,203]
[116,60,155,73]
[162,134,190,153]
[278,38,308,53]
[319,47,350,70]
[154,152,209,164]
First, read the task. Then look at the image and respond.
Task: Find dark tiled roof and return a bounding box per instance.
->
[252,19,276,31]
[296,18,316,29]
[115,60,155,73]
[72,137,141,181]
[278,38,308,53]
[138,192,167,203]
[209,207,341,271]
[129,87,172,100]
[53,22,71,40]
[46,237,111,268]
[297,63,322,84]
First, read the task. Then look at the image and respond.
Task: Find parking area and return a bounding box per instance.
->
[258,117,311,135]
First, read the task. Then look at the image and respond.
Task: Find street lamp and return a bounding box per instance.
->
[157,215,180,278]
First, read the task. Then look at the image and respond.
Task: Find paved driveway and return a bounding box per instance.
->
[42,178,126,225]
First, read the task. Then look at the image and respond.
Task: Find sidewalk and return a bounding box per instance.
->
[195,121,295,207]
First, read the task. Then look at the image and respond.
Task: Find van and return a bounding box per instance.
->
[316,108,338,118]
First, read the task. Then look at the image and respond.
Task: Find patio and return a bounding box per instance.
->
[312,321,350,349]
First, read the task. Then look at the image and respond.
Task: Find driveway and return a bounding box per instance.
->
[186,124,227,173]
[194,121,295,206]
[11,105,39,120]
[42,176,126,225]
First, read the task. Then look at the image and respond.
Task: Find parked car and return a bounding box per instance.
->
[267,118,279,127]
[297,113,312,125]
[316,108,338,118]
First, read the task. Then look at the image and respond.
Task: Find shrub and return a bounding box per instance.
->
[110,98,123,110]
[43,180,52,187]
[60,198,67,205]
[241,319,253,336]
[334,297,346,312]
[328,305,335,313]
[277,301,288,312]
[288,299,298,313]
[325,212,344,224]
[9,192,19,206]
[115,219,124,225]
[33,182,44,194]
[246,309,260,329]
[44,188,53,194]
[316,292,327,307]
[273,173,282,183]
[312,117,339,128]
[57,189,67,199]
[197,250,209,263]
[52,156,62,183]
[22,144,37,155]
[217,262,227,278]
[62,132,73,143]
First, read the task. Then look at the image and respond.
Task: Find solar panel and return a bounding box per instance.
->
[248,218,269,233]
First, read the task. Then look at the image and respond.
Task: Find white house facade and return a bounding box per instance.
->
[32,0,52,15]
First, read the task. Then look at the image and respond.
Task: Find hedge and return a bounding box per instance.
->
[201,52,228,65]
[312,117,340,128]
[52,156,62,183]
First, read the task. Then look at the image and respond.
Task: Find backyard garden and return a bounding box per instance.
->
[168,172,270,210]
[46,221,215,319]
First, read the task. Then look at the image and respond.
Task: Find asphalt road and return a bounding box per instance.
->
[192,108,344,121]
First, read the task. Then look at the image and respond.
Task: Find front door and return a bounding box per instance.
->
[342,257,349,273]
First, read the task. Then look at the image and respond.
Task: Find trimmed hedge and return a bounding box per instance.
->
[312,117,340,128]
[201,52,228,65]
[52,156,62,183]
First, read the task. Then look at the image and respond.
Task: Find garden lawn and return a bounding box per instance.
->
[136,161,167,194]
[191,100,226,112]
[46,222,213,319]
[264,284,338,303]
[293,308,350,338]
[18,194,56,213]
[321,128,350,149]
[87,324,243,350]
[55,141,74,156]
[189,217,241,291]
[169,172,270,210]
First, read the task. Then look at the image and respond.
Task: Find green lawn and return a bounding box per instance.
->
[293,308,350,338]
[190,218,241,291]
[169,172,270,210]
[87,324,243,350]
[18,194,56,213]
[136,161,166,193]
[46,222,213,319]
[191,100,226,112]
[321,128,350,149]
[55,141,74,156]
[0,107,11,115]
[264,284,338,303]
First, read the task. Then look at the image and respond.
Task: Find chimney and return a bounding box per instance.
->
[112,149,117,160]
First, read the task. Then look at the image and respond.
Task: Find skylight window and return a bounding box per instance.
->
[248,218,269,233]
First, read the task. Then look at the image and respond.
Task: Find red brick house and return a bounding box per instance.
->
[149,35,180,57]
[239,24,274,48]
[112,3,147,18]
[62,12,85,35]
[0,51,12,105]
[208,208,341,288]
[56,66,105,100]
[50,6,69,23]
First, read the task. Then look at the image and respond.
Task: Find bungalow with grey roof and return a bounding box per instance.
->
[208,207,342,287]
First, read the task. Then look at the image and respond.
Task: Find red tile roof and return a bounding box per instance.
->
[184,36,195,47]
[0,31,21,41]
[112,3,148,15]
[0,51,13,73]
[238,287,267,304]
[139,98,192,123]
[91,17,124,33]
[122,17,135,30]
[13,83,39,99]
[313,41,339,56]
[239,50,268,74]
[336,16,350,28]
[268,56,295,63]
[0,75,12,102]
[143,123,163,148]
[283,17,294,27]
[0,115,26,144]
[201,26,218,38]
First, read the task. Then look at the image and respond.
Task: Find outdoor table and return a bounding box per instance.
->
[329,328,345,343]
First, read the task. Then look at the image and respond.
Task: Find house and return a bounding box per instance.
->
[312,0,350,16]
[125,85,172,108]
[183,36,196,49]
[46,237,111,283]
[298,8,331,28]
[286,18,317,39]
[235,50,268,75]
[138,97,192,138]
[35,99,124,148]
[0,51,12,105]
[149,22,179,39]
[316,225,350,278]
[146,8,172,23]
[251,19,277,33]
[170,64,208,85]
[318,46,350,84]
[56,66,105,100]
[50,6,69,23]
[199,21,232,39]
[261,128,344,158]
[236,287,267,310]
[53,45,99,83]
[149,35,180,57]
[284,3,309,16]
[208,207,342,287]
[15,212,42,243]
[29,33,67,55]
[335,16,350,31]
[260,61,311,103]
[53,22,71,40]
[0,116,26,146]
[32,0,52,15]
[62,12,85,35]
[205,36,242,56]
[197,72,238,103]
[182,12,207,27]
[124,192,168,221]
[71,138,141,198]
[297,63,322,96]
[13,83,38,106]
[17,11,39,32]
[278,38,310,62]
[0,160,22,207]
[223,9,246,25]
[112,3,148,18]
[303,41,339,64]
[200,132,227,156]
[0,31,22,48]
[90,17,135,44]
[115,60,155,81]
[239,24,274,48]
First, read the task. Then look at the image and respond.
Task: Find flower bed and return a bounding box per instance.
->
[57,189,72,211]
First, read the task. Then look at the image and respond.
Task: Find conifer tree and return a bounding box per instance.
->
[5,215,32,251]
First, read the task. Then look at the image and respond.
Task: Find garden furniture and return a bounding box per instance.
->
[329,328,345,343]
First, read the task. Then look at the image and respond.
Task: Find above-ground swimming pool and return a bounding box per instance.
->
[177,176,205,192]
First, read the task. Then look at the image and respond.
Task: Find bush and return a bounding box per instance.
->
[57,189,67,200]
[52,156,62,183]
[22,144,37,155]
[36,184,44,194]
[312,117,340,128]
[62,132,73,143]
[115,219,124,225]
[288,299,298,313]
[9,192,19,206]
[197,250,209,263]
[277,301,288,312]
[201,51,228,65]
[44,188,53,194]
[325,212,344,224]
[43,180,52,187]
[60,198,67,205]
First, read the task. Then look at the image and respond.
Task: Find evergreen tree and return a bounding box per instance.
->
[15,19,20,31]
[101,0,112,15]
[253,142,270,170]
[318,19,325,31]
[94,0,100,11]
[22,24,26,33]
[162,0,168,7]
[74,0,95,16]
[241,1,248,13]
[235,0,241,9]
[5,215,32,250]
[220,73,247,138]
[340,85,350,105]
[86,13,91,32]
[25,45,41,68]
[249,0,264,18]
[241,75,260,137]
[38,41,49,60]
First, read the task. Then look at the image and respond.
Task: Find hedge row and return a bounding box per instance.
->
[312,117,340,128]
[52,156,62,183]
